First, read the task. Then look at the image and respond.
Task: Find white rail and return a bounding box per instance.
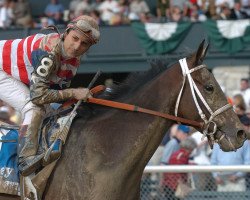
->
[144,165,250,173]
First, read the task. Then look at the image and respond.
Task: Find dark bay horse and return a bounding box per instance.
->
[1,41,246,200]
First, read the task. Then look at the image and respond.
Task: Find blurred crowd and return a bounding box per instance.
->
[0,100,21,125]
[0,0,249,28]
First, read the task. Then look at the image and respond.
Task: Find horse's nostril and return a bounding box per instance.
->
[237,130,246,141]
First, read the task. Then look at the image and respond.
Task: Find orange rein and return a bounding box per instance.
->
[62,85,204,128]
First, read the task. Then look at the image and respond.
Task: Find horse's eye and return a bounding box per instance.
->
[205,84,214,92]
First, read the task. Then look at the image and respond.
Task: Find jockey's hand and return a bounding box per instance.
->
[73,88,93,101]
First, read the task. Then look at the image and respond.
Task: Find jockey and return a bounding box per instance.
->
[0,15,100,176]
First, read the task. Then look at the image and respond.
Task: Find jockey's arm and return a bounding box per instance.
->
[29,49,91,106]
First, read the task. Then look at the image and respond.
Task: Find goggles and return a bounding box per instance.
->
[66,16,100,44]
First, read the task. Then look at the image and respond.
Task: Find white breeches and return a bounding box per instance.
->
[0,69,37,125]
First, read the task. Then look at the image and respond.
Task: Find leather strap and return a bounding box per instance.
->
[87,97,203,128]
[61,85,204,128]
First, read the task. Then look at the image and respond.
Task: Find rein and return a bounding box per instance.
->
[87,97,203,128]
[62,85,203,128]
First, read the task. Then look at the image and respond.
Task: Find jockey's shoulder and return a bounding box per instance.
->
[40,33,61,52]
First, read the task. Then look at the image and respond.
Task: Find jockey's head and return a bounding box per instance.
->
[63,15,100,57]
[65,15,100,44]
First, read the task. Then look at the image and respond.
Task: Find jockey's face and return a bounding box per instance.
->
[63,29,92,58]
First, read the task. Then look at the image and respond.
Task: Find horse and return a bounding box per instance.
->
[0,40,247,200]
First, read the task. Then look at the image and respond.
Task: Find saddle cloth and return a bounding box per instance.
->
[0,128,19,195]
[0,107,76,198]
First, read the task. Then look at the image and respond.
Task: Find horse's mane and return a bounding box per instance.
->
[78,53,193,118]
[101,58,177,101]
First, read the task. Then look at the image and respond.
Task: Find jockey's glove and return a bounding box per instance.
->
[60,88,92,101]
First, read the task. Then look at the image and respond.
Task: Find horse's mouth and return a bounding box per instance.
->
[246,130,250,140]
[216,129,246,152]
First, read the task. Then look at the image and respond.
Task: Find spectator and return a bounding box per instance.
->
[230,1,249,19]
[189,0,197,4]
[161,124,190,165]
[239,78,250,109]
[217,3,232,19]
[210,140,250,192]
[98,0,119,24]
[190,130,216,191]
[237,97,250,190]
[0,0,14,28]
[233,93,250,134]
[190,131,211,166]
[13,0,32,28]
[170,0,190,17]
[147,126,180,199]
[128,0,150,22]
[189,3,207,21]
[149,125,177,166]
[109,12,123,25]
[116,0,130,24]
[89,0,103,12]
[241,116,250,190]
[44,0,65,25]
[34,16,54,28]
[241,0,250,16]
[74,0,91,18]
[169,5,184,22]
[69,0,81,20]
[156,0,171,22]
[215,0,235,13]
[240,114,250,136]
[161,137,197,199]
[241,0,250,8]
[233,94,247,117]
[0,99,4,107]
[202,0,217,19]
[69,0,81,12]
[89,9,105,25]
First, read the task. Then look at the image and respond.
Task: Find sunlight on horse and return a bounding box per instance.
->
[0,40,246,200]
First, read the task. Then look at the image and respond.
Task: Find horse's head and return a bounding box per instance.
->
[176,40,246,151]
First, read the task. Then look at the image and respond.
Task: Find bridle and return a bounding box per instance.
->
[175,58,235,149]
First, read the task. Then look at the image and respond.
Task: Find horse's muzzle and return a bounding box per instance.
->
[216,129,246,152]
[237,129,246,142]
[245,130,250,140]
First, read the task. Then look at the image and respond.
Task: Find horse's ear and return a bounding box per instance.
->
[195,39,209,64]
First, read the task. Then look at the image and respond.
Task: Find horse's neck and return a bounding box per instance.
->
[128,66,183,160]
[91,65,184,170]
[78,66,182,168]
